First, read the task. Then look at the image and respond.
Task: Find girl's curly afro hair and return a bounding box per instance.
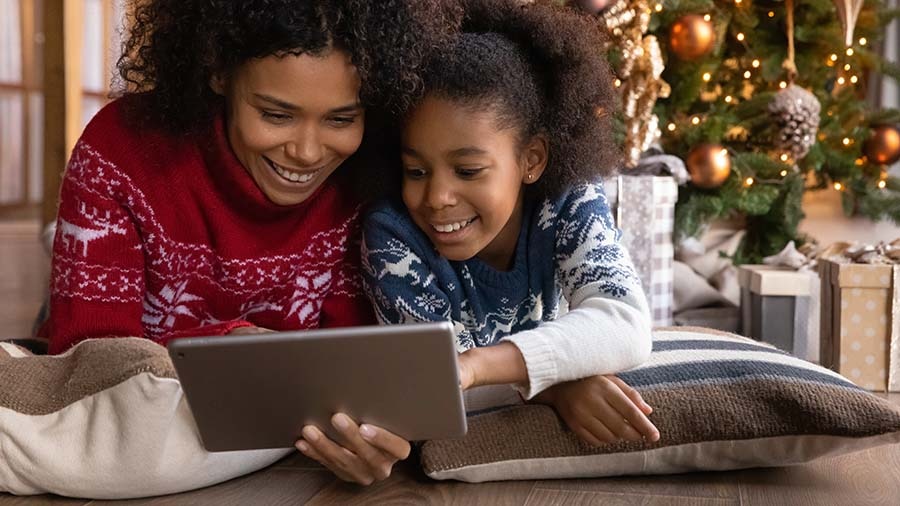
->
[117,0,461,133]
[418,0,621,200]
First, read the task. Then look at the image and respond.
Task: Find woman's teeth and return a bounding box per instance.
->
[433,219,474,233]
[271,161,317,183]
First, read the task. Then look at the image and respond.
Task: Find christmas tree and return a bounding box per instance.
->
[572,0,900,263]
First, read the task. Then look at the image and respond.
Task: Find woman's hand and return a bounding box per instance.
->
[535,375,660,446]
[295,413,411,485]
[227,325,273,335]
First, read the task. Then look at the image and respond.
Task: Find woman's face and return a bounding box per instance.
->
[220,49,364,206]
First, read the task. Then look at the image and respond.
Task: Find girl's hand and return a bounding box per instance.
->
[295,413,411,486]
[457,350,477,391]
[535,375,660,446]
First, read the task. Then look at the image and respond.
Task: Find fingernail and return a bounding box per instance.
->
[360,424,375,440]
[303,425,319,442]
[296,441,309,452]
[333,414,349,430]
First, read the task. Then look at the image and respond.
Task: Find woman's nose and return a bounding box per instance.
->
[285,125,323,166]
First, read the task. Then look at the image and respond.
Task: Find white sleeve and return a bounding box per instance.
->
[501,288,652,399]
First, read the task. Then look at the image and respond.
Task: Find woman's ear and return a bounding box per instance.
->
[522,134,549,185]
[209,74,226,96]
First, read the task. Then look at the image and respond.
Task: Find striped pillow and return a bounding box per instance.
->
[421,327,900,482]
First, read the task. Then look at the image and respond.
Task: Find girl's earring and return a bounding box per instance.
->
[526,173,534,181]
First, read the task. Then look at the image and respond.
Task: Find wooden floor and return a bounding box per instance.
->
[2,220,900,505]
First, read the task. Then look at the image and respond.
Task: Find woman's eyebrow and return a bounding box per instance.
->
[253,93,299,110]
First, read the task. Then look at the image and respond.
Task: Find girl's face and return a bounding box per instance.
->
[401,96,546,270]
[218,49,364,206]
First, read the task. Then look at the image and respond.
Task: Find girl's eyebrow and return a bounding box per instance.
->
[402,146,488,158]
[253,93,361,113]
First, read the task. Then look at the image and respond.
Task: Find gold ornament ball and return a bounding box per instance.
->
[687,144,732,189]
[669,15,716,61]
[863,124,900,166]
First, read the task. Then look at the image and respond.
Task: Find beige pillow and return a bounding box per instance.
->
[0,338,290,499]
[421,327,900,482]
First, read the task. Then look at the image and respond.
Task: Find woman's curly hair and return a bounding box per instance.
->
[416,0,620,200]
[116,0,461,133]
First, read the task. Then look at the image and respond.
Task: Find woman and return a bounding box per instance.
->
[41,0,459,485]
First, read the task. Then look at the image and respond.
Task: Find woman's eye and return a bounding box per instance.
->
[261,110,291,123]
[329,116,358,127]
[456,168,485,178]
[404,167,427,179]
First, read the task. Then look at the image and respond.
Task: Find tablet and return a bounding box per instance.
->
[167,322,467,452]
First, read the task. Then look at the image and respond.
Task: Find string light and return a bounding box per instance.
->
[780,154,790,162]
[737,33,746,41]
[725,95,734,103]
[667,122,676,131]
[744,70,752,78]
[830,54,839,61]
[859,37,867,46]
[878,180,888,189]
[843,64,851,71]
[779,81,787,89]
[846,48,854,56]
[702,72,712,82]
[614,79,622,87]
[834,182,844,191]
[842,137,852,146]
[691,116,701,125]
[850,75,859,84]
[855,158,865,166]
[744,177,755,187]
[735,0,742,4]
[768,11,775,17]
[752,59,760,68]
[780,169,789,177]
[704,14,711,21]
[655,4,663,12]
[837,76,846,85]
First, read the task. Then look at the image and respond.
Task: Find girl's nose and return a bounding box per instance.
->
[425,173,457,209]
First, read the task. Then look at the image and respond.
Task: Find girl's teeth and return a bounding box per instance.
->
[434,219,473,233]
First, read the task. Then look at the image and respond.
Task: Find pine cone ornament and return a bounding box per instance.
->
[768,85,821,160]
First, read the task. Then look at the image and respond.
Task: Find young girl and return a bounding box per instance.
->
[41,0,459,485]
[361,0,659,445]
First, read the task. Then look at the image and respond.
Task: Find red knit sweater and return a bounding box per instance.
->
[43,97,374,354]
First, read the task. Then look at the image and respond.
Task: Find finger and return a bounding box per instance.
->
[559,412,605,447]
[573,407,620,444]
[331,414,396,481]
[295,439,357,483]
[301,425,375,485]
[607,376,653,415]
[604,388,660,442]
[357,423,412,461]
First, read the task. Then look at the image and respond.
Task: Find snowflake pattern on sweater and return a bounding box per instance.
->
[361,182,644,352]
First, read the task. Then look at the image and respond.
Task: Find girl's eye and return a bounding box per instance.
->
[404,167,427,179]
[261,110,291,123]
[456,168,485,178]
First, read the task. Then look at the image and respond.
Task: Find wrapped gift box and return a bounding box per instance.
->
[819,259,900,391]
[737,265,819,362]
[605,175,678,326]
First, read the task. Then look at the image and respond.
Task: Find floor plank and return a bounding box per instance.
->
[306,462,535,505]
[531,471,739,500]
[89,469,334,506]
[736,443,900,506]
[524,488,739,506]
[0,496,87,506]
